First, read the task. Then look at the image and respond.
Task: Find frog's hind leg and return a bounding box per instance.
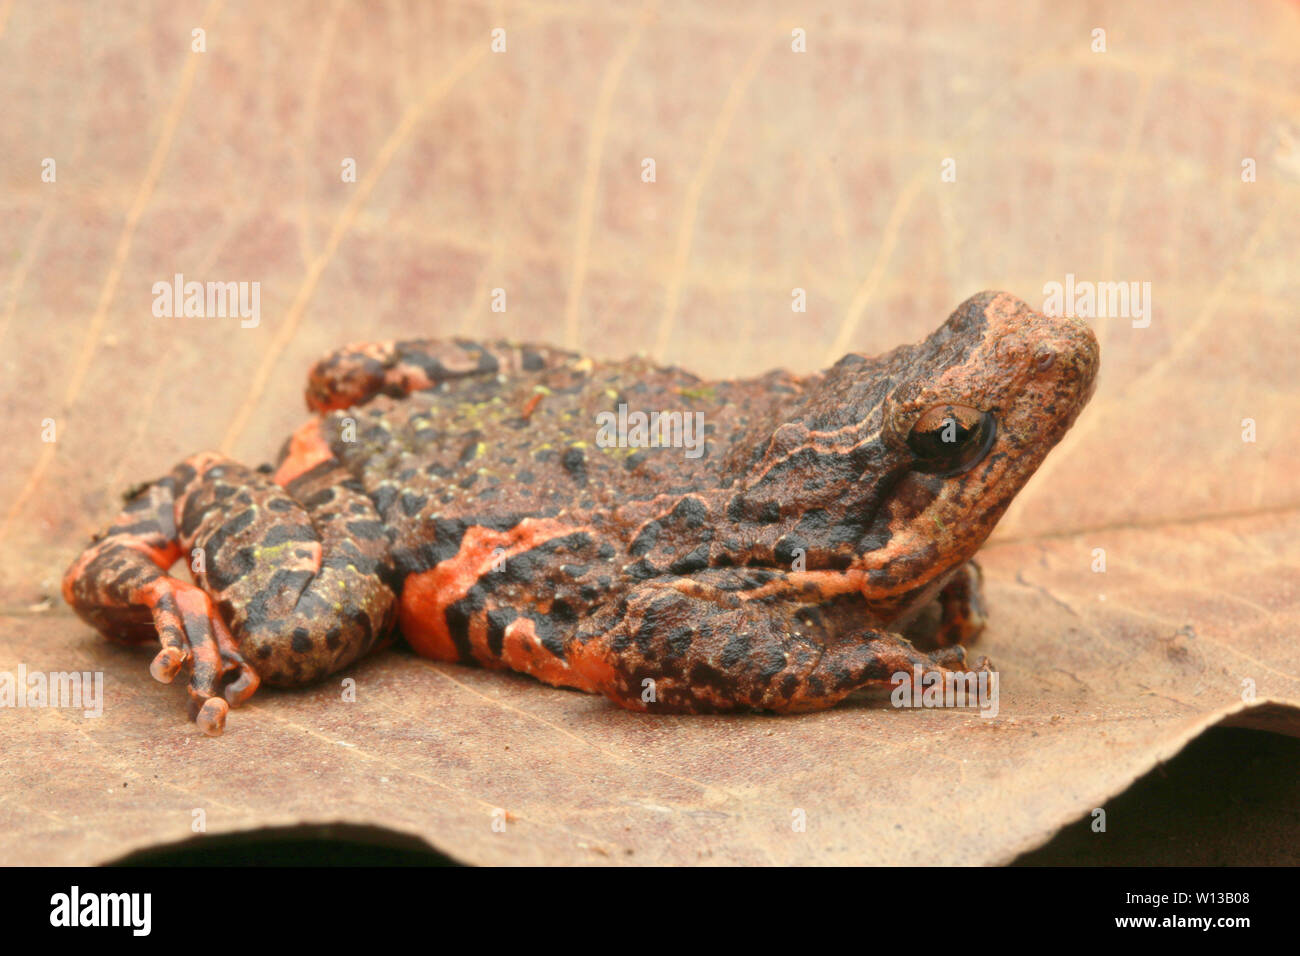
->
[569,570,991,714]
[63,452,396,734]
[62,459,261,733]
[304,338,581,412]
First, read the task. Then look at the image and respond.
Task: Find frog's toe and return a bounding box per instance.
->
[149,645,187,682]
[221,661,260,707]
[933,645,968,668]
[932,645,994,672]
[143,579,259,735]
[208,606,261,708]
[194,697,228,736]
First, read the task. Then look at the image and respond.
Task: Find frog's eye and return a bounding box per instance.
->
[906,404,995,476]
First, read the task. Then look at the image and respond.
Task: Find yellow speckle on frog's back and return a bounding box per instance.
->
[678,384,716,402]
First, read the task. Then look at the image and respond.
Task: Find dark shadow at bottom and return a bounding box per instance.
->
[109,822,462,866]
[1015,726,1300,866]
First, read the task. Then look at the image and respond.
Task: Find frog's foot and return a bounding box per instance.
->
[140,578,260,735]
[65,451,397,735]
[62,469,261,735]
[929,560,986,648]
[570,570,994,714]
[931,643,994,673]
[304,338,581,411]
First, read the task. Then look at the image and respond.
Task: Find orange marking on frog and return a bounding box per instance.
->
[387,364,434,397]
[399,518,585,664]
[567,639,630,704]
[499,616,594,691]
[273,419,334,486]
[136,540,183,574]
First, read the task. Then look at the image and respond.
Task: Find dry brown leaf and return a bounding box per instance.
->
[1,0,1298,865]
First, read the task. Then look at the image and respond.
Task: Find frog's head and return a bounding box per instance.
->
[867,290,1099,581]
[726,291,1096,588]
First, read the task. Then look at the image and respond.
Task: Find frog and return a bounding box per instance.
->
[62,290,1098,735]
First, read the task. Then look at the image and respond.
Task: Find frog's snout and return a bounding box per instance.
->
[1039,311,1100,404]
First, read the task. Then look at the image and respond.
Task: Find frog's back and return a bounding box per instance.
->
[326,355,792,536]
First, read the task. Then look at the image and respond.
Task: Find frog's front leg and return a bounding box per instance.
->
[305,338,581,412]
[929,560,986,648]
[63,452,395,734]
[570,570,988,713]
[899,560,986,651]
